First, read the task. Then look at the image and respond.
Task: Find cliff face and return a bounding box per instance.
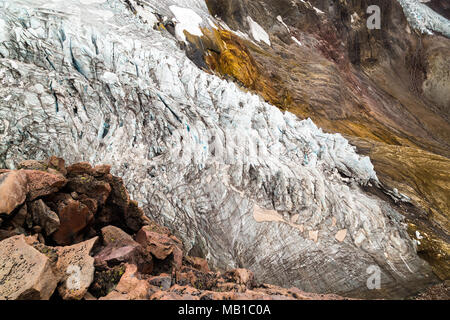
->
[0,0,447,298]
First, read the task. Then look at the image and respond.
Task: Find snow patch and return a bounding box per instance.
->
[247,16,271,46]
[169,5,203,42]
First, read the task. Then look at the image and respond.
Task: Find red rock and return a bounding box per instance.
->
[0,235,58,300]
[0,171,27,215]
[46,156,67,176]
[93,164,111,176]
[224,269,255,288]
[52,197,94,245]
[66,162,93,176]
[125,200,150,232]
[95,226,153,273]
[100,264,150,300]
[67,175,111,206]
[184,256,210,273]
[17,160,47,171]
[54,237,99,300]
[101,225,136,246]
[22,170,67,201]
[136,226,183,270]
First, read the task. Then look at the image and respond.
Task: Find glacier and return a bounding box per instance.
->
[0,0,438,298]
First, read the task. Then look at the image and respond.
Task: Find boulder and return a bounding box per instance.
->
[22,170,67,201]
[224,269,255,288]
[66,162,93,176]
[54,237,98,300]
[46,156,67,176]
[136,226,183,270]
[29,199,60,236]
[101,225,136,246]
[17,160,47,171]
[99,264,150,300]
[52,197,94,245]
[95,226,152,273]
[0,235,57,300]
[184,256,210,273]
[67,175,111,206]
[148,274,172,290]
[0,171,27,215]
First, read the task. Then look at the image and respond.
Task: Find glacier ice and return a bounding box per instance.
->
[0,0,436,297]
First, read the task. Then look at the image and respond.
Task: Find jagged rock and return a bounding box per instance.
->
[47,156,67,176]
[17,160,47,171]
[54,237,98,300]
[184,256,210,273]
[224,269,255,289]
[29,199,60,236]
[66,162,93,176]
[0,235,58,300]
[67,175,111,207]
[0,171,27,215]
[52,196,94,245]
[148,274,172,290]
[136,226,183,270]
[101,226,136,246]
[95,226,153,273]
[99,264,150,300]
[23,170,67,201]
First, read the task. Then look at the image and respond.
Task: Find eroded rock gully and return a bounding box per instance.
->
[0,0,448,299]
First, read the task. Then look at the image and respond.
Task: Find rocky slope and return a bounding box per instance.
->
[0,0,447,299]
[0,157,351,300]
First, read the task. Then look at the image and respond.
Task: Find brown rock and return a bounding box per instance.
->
[224,269,255,289]
[22,170,67,201]
[100,264,150,300]
[17,160,47,171]
[95,226,153,273]
[125,200,150,232]
[29,199,60,236]
[148,274,172,290]
[0,171,27,215]
[46,156,67,176]
[54,237,98,300]
[52,197,94,245]
[0,235,58,300]
[67,175,111,206]
[101,225,136,246]
[93,164,111,176]
[66,162,93,176]
[184,256,210,273]
[108,176,130,209]
[10,204,28,229]
[136,226,183,270]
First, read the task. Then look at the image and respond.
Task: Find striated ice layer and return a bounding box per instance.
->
[397,0,450,37]
[0,0,436,298]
